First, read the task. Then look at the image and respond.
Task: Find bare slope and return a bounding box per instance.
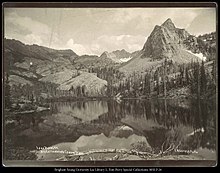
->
[39,69,75,85]
[4,39,113,96]
[58,72,107,97]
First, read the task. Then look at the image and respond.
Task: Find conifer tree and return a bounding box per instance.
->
[5,72,12,109]
[200,60,207,96]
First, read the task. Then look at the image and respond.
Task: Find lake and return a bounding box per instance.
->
[5,99,216,161]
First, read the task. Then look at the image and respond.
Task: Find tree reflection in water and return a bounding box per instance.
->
[6,99,216,160]
[99,99,216,153]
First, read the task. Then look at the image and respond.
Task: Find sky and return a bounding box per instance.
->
[4,8,216,56]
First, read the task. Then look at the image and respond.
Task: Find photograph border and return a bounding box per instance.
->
[2,1,218,168]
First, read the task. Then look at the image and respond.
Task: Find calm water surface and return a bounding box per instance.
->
[5,99,216,160]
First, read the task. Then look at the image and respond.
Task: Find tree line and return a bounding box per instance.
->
[102,59,216,99]
[4,58,216,109]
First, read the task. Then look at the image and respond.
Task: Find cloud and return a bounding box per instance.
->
[110,8,200,36]
[4,8,216,56]
[89,34,146,55]
[62,35,146,56]
[53,34,147,56]
[24,34,43,45]
[65,39,88,55]
[5,12,50,35]
[187,8,216,36]
[58,35,146,56]
[4,11,59,48]
[90,43,100,53]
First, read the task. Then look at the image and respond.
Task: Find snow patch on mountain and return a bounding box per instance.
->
[120,56,132,62]
[185,50,207,61]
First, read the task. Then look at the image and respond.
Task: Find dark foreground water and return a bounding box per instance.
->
[5,99,216,161]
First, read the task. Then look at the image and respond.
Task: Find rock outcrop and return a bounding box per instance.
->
[120,18,200,74]
[109,125,134,138]
[142,18,190,60]
[100,49,132,63]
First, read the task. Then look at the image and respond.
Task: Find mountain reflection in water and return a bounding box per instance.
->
[6,99,216,160]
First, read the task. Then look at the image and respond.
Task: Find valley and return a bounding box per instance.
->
[3,19,217,113]
[4,19,216,105]
[3,5,217,163]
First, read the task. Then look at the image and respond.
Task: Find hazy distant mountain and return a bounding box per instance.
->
[4,38,78,76]
[4,39,110,96]
[75,54,116,69]
[4,39,117,76]
[120,18,204,74]
[100,49,132,63]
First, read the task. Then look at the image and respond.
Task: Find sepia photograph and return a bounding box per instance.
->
[2,2,217,167]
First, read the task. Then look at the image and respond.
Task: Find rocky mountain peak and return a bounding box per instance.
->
[161,18,176,30]
[142,18,189,60]
[112,49,130,56]
[100,51,109,58]
[100,49,131,63]
[119,49,127,53]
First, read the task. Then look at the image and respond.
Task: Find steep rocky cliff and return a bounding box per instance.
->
[120,18,201,74]
[142,18,190,60]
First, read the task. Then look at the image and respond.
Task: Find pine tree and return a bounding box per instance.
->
[31,93,34,103]
[82,85,86,97]
[144,72,152,97]
[211,60,216,85]
[107,76,113,97]
[163,59,167,97]
[76,86,82,97]
[190,61,199,97]
[200,60,207,96]
[5,72,12,109]
[185,67,190,85]
[156,70,160,95]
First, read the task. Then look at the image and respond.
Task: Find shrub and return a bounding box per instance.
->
[20,103,37,111]
[131,141,152,152]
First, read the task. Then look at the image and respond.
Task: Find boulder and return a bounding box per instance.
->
[109,125,134,138]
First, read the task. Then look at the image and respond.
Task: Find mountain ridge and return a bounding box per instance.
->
[100,49,132,63]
